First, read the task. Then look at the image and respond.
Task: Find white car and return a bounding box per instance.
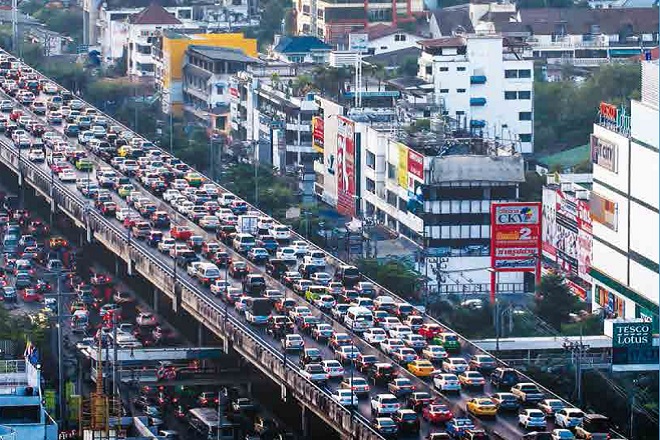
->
[136,312,158,327]
[210,279,231,296]
[442,357,468,374]
[554,408,585,429]
[433,373,461,393]
[331,389,358,407]
[199,215,220,229]
[115,208,132,222]
[171,179,189,191]
[176,201,194,215]
[58,169,76,182]
[310,272,332,285]
[186,261,204,277]
[291,240,308,256]
[363,327,387,344]
[282,334,304,351]
[402,334,427,350]
[27,149,45,162]
[551,429,576,440]
[379,338,405,355]
[303,250,326,267]
[162,189,181,202]
[380,317,402,331]
[422,345,448,362]
[519,409,548,429]
[321,360,344,378]
[270,225,291,241]
[313,294,336,310]
[388,325,412,340]
[276,247,297,263]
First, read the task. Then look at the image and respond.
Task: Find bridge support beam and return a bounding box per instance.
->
[153,287,159,313]
[301,405,310,439]
[197,322,203,347]
[114,256,120,276]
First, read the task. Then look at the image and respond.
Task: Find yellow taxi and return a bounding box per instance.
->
[48,236,69,249]
[407,359,435,377]
[184,172,204,187]
[118,145,132,157]
[466,398,498,417]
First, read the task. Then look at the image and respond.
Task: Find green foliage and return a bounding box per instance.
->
[397,56,419,77]
[355,258,421,301]
[254,0,288,48]
[560,314,603,336]
[34,8,84,43]
[19,0,46,16]
[311,66,353,100]
[535,273,581,330]
[519,171,544,202]
[534,63,641,153]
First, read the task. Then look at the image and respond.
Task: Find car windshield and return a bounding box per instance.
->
[401,413,417,421]
[379,419,395,427]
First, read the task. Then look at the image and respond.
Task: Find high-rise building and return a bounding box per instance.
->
[589,60,658,327]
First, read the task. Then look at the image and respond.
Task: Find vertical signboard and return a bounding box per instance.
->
[555,190,579,276]
[590,192,618,231]
[576,200,592,283]
[490,202,542,302]
[348,33,369,53]
[312,116,324,153]
[397,143,408,188]
[542,187,557,260]
[336,116,356,217]
[405,148,425,214]
[590,134,618,173]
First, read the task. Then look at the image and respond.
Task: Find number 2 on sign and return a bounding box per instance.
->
[519,227,532,240]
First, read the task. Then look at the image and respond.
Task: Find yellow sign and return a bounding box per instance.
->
[397,143,408,188]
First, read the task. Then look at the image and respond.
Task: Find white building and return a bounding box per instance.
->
[417,34,534,154]
[589,60,658,327]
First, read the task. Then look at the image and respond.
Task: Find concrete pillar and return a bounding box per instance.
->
[114,256,120,276]
[86,224,92,243]
[197,322,203,347]
[127,258,133,276]
[153,287,159,313]
[301,405,310,439]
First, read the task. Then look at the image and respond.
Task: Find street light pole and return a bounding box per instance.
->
[55,271,65,429]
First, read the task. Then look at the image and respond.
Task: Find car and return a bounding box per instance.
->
[445,418,475,439]
[372,417,398,437]
[433,373,461,394]
[281,334,304,351]
[554,408,585,429]
[469,354,497,372]
[442,357,468,374]
[247,247,269,264]
[331,389,358,407]
[519,409,548,429]
[58,169,76,182]
[228,260,249,278]
[275,247,297,263]
[27,148,45,162]
[466,397,498,417]
[422,403,453,424]
[370,394,400,416]
[334,345,360,364]
[169,226,192,241]
[392,409,420,433]
[379,338,405,355]
[550,429,576,440]
[491,392,520,412]
[299,348,323,367]
[267,315,294,337]
[511,383,545,404]
[311,323,333,341]
[157,238,176,253]
[309,272,332,285]
[387,377,415,397]
[422,345,448,362]
[433,332,461,352]
[458,371,486,389]
[380,317,402,332]
[136,312,158,327]
[538,399,566,417]
[302,363,329,384]
[99,303,121,318]
[339,377,370,395]
[521,433,553,440]
[367,362,397,385]
[407,359,434,377]
[363,327,387,344]
[407,391,433,412]
[331,304,351,321]
[403,315,423,332]
[321,360,344,379]
[328,332,352,351]
[354,354,378,374]
[402,333,427,350]
[199,215,220,230]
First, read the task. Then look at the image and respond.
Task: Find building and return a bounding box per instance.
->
[271,36,332,64]
[229,63,320,170]
[294,0,424,45]
[541,173,594,301]
[182,45,259,134]
[362,24,425,55]
[154,32,258,115]
[417,34,534,154]
[589,60,658,327]
[0,357,57,439]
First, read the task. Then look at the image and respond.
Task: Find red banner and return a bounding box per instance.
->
[407,149,424,180]
[600,102,617,121]
[312,117,324,153]
[336,116,355,217]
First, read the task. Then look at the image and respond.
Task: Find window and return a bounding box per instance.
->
[425,65,432,75]
[518,90,531,100]
[439,89,449,93]
[317,9,323,18]
[519,111,532,121]
[518,69,531,78]
[387,163,396,180]
[366,151,375,169]
[457,66,466,71]
[398,197,407,211]
[439,67,449,72]
[505,69,518,78]
[519,133,532,142]
[394,34,407,42]
[386,190,397,206]
[178,9,191,19]
[456,111,465,116]
[457,88,466,93]
[216,85,224,95]
[504,91,517,100]
[366,178,375,193]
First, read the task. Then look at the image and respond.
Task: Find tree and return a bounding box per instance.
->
[397,56,418,77]
[535,273,581,330]
[520,171,544,202]
[355,258,421,300]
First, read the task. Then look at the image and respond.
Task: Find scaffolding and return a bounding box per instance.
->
[79,345,121,440]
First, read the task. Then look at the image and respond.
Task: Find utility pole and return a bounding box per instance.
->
[11,0,18,56]
[56,272,65,430]
[563,328,589,407]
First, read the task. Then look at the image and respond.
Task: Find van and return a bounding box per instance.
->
[336,265,361,288]
[574,414,610,440]
[351,297,374,311]
[195,263,221,286]
[232,233,255,253]
[344,306,373,333]
[218,193,236,207]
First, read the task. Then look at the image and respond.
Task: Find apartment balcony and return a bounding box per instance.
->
[286,142,315,154]
[469,97,487,106]
[470,75,486,85]
[547,57,611,67]
[526,36,609,50]
[183,86,211,103]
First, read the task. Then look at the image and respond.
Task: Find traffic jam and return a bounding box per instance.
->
[0,50,608,440]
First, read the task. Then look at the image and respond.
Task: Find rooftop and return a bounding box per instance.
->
[363,47,421,67]
[130,2,182,25]
[188,45,259,63]
[418,36,466,49]
[274,36,332,54]
[517,7,659,35]
[537,144,590,170]
[430,6,475,36]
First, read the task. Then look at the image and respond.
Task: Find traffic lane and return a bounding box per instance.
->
[8,91,528,439]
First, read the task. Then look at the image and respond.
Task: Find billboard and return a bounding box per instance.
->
[348,33,369,53]
[397,143,408,188]
[591,192,618,231]
[490,202,542,295]
[590,134,618,173]
[542,187,557,259]
[408,149,424,181]
[336,116,356,217]
[312,116,324,153]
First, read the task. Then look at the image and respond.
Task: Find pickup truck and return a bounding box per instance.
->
[510,382,544,403]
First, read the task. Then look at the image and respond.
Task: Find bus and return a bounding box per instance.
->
[244,297,272,325]
[186,407,236,440]
[344,306,373,333]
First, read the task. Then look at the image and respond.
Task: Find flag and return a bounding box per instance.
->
[23,339,34,359]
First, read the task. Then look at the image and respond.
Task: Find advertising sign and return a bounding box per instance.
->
[348,33,369,53]
[591,192,618,231]
[590,134,618,173]
[407,148,424,180]
[612,321,653,348]
[397,143,408,188]
[312,116,324,153]
[490,203,542,301]
[611,320,657,371]
[336,116,356,217]
[542,187,557,260]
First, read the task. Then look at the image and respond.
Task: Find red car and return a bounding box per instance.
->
[422,403,453,424]
[418,323,443,339]
[170,225,192,241]
[22,288,43,303]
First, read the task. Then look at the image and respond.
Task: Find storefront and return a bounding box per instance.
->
[595,284,626,319]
